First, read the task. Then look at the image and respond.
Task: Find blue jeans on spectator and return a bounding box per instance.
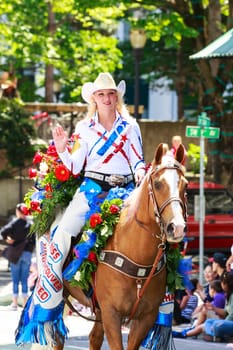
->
[10,250,32,298]
[205,319,233,339]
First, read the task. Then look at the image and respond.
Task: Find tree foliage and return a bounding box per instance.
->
[0,98,36,172]
[0,0,127,101]
[0,0,233,185]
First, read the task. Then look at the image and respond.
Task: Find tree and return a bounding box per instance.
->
[0,97,36,171]
[118,0,233,186]
[0,0,126,102]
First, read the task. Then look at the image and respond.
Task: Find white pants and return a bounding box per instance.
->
[35,189,90,309]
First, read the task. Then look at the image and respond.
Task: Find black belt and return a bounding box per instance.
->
[84,171,134,189]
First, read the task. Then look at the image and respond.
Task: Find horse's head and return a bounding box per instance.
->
[148,143,188,243]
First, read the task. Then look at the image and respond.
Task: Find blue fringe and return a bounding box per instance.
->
[141,325,176,350]
[15,295,68,346]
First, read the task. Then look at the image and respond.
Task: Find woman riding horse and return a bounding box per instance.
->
[15,72,146,349]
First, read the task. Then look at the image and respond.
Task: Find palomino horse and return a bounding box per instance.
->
[63,143,187,350]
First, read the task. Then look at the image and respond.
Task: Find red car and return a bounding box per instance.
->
[185,181,233,255]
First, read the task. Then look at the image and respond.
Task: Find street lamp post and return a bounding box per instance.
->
[130,29,146,119]
[53,80,62,102]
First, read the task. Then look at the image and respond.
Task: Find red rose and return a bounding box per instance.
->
[45,183,53,192]
[54,164,71,182]
[87,251,98,264]
[89,213,102,228]
[28,168,37,178]
[33,151,43,164]
[30,200,41,212]
[46,144,58,158]
[109,204,120,214]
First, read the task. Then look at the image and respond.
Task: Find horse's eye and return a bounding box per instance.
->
[154,180,161,190]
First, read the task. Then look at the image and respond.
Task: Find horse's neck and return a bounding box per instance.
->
[108,179,160,262]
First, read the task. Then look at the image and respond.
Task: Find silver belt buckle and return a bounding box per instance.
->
[108,175,125,186]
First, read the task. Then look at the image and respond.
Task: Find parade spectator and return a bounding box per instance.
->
[182,279,226,338]
[174,271,233,340]
[196,263,218,304]
[203,270,233,341]
[173,278,199,325]
[170,135,186,165]
[212,252,227,279]
[0,203,34,310]
[226,245,233,272]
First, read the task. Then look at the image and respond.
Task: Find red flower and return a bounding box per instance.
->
[45,183,53,192]
[89,213,102,228]
[171,243,179,249]
[47,144,58,158]
[54,164,71,182]
[45,183,53,198]
[30,200,42,212]
[109,204,120,214]
[28,168,37,178]
[33,151,43,164]
[87,251,98,264]
[20,205,30,216]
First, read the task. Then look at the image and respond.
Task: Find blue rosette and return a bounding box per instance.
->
[62,231,97,281]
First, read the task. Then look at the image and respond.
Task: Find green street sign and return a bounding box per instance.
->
[198,114,210,127]
[201,127,220,139]
[186,126,201,137]
[186,126,220,139]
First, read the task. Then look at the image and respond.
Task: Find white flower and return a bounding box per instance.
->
[100,224,109,236]
[74,271,81,281]
[39,161,49,174]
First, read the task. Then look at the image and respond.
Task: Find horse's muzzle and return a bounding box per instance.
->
[166,222,187,243]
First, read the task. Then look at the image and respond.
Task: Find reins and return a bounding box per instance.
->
[124,239,166,326]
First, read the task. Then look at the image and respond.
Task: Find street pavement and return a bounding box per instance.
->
[0,254,232,350]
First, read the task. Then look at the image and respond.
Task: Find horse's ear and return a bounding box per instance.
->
[154,143,164,164]
[175,144,185,164]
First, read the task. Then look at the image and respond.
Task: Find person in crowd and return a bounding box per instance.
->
[196,263,218,304]
[212,252,227,279]
[183,279,226,338]
[16,72,146,348]
[175,271,233,340]
[0,203,34,310]
[203,270,233,341]
[169,135,187,165]
[226,245,233,272]
[173,278,199,325]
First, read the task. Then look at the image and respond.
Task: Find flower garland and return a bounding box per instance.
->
[24,136,83,236]
[63,203,185,293]
[24,140,186,293]
[63,197,123,291]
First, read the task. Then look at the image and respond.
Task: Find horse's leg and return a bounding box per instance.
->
[53,335,65,350]
[100,307,124,350]
[126,314,157,350]
[89,309,104,350]
[63,279,92,308]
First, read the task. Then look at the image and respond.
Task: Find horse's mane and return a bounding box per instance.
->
[121,172,149,222]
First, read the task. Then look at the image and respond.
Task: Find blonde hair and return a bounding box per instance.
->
[172,135,182,144]
[85,91,130,120]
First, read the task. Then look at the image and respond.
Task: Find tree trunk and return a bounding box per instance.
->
[45,2,56,102]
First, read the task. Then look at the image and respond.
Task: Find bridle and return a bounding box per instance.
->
[148,161,187,235]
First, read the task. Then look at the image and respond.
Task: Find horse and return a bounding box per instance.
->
[62,143,188,350]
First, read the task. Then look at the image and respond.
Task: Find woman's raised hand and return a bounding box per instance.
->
[52,124,68,153]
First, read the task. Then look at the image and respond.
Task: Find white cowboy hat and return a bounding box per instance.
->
[81,72,126,103]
